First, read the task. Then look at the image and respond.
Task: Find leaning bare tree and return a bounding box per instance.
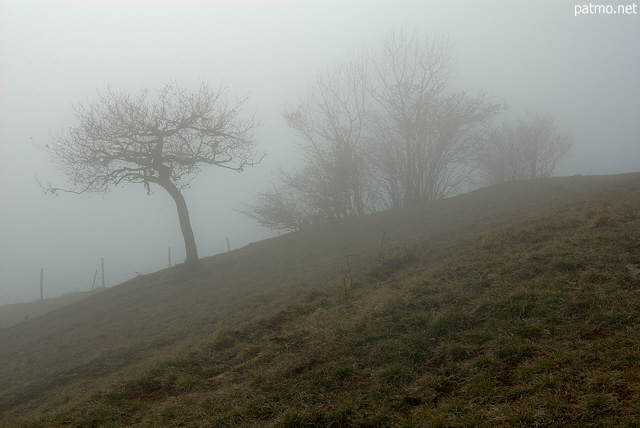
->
[42,81,263,271]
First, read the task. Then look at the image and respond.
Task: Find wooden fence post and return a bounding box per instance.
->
[226,237,230,253]
[168,247,171,268]
[92,269,98,291]
[101,257,105,288]
[40,268,43,300]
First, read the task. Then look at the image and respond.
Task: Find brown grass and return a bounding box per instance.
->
[1,172,639,427]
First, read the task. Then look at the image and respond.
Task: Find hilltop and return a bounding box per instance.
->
[1,172,639,427]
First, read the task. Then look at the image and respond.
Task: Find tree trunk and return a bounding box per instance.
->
[156,178,200,271]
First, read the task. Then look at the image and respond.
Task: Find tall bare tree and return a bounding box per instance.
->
[42,81,263,270]
[370,30,504,207]
[480,111,574,184]
[282,52,372,219]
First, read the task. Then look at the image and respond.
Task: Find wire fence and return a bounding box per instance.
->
[0,249,178,306]
[0,268,139,306]
[0,234,263,306]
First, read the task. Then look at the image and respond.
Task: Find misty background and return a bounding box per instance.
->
[1,1,638,305]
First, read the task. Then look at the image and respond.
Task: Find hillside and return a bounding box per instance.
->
[1,172,639,427]
[0,291,103,330]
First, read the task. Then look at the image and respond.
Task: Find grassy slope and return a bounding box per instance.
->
[2,173,639,427]
[0,291,103,329]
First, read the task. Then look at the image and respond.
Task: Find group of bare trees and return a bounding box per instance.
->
[240,30,573,231]
[44,29,573,270]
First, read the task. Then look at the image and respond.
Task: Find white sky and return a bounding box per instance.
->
[1,0,638,305]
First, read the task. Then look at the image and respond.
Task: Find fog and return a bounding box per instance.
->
[1,1,638,305]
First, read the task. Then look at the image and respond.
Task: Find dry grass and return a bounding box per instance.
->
[1,172,640,427]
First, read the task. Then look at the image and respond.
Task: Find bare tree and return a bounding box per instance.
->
[42,81,263,270]
[370,30,504,207]
[477,121,517,184]
[480,111,574,184]
[237,180,317,232]
[282,52,372,219]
